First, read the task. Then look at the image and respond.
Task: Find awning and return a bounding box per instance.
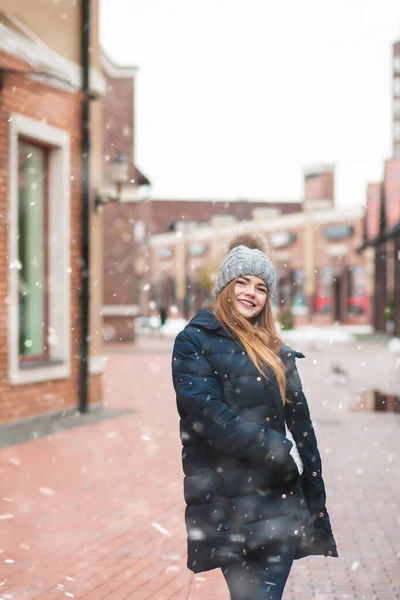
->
[357,221,400,252]
[135,166,151,187]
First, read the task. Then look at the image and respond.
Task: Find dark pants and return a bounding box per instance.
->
[221,536,299,600]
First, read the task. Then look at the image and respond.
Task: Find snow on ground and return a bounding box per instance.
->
[160,319,187,337]
[387,337,400,353]
[281,324,373,344]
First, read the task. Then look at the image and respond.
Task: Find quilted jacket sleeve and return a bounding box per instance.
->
[172,329,294,469]
[284,351,338,557]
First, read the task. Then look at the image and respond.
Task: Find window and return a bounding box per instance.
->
[8,114,71,385]
[135,276,144,310]
[168,277,177,306]
[322,224,353,240]
[156,247,173,260]
[348,266,367,315]
[394,55,400,74]
[394,77,400,96]
[316,267,332,313]
[394,99,400,118]
[291,269,307,314]
[150,279,161,307]
[277,277,291,308]
[18,141,49,360]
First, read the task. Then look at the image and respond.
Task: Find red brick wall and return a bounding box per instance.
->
[304,170,334,204]
[102,72,136,182]
[0,52,99,424]
[103,201,138,305]
[384,159,400,228]
[103,316,135,343]
[366,183,382,240]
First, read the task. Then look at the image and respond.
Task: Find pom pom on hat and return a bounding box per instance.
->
[227,231,268,253]
[214,230,276,297]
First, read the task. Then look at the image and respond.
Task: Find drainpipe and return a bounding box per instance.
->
[79,0,91,413]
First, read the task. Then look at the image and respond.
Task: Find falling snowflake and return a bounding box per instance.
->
[151,521,170,536]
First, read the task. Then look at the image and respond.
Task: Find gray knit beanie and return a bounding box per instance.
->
[214,232,276,297]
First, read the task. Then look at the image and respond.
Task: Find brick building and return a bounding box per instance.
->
[358,40,400,337]
[0,4,105,424]
[393,40,400,158]
[100,52,151,343]
[101,198,302,341]
[148,166,371,327]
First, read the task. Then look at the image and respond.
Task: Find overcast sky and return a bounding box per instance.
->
[100,0,400,206]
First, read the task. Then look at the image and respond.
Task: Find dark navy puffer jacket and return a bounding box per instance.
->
[172,309,338,573]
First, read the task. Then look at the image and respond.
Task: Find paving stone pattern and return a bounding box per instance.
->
[1,335,399,599]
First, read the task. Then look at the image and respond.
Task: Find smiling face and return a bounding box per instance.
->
[233,275,268,321]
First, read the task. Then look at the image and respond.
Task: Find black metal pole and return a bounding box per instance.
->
[79,0,91,413]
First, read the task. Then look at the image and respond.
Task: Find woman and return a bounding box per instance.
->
[172,232,338,600]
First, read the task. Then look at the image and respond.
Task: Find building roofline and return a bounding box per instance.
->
[149,204,363,246]
[100,50,138,79]
[303,163,335,176]
[147,197,301,204]
[0,12,106,96]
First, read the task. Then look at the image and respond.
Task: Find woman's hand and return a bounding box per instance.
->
[271,454,300,489]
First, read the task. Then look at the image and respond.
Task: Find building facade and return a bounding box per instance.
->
[148,168,371,327]
[360,161,400,336]
[393,40,400,158]
[101,196,302,341]
[359,40,400,337]
[0,3,105,424]
[100,52,151,343]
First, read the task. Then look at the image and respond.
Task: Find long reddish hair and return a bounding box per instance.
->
[214,280,287,404]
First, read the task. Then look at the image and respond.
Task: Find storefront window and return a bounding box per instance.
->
[135,276,144,310]
[18,140,48,360]
[169,277,177,306]
[150,279,161,306]
[270,291,278,313]
[316,267,332,313]
[277,278,291,308]
[291,269,307,314]
[348,265,367,315]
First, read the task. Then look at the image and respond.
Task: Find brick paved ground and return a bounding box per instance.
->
[1,333,399,599]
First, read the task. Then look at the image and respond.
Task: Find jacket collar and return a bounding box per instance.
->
[186,309,223,332]
[187,309,305,359]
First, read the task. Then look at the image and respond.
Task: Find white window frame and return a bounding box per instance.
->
[8,113,71,385]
